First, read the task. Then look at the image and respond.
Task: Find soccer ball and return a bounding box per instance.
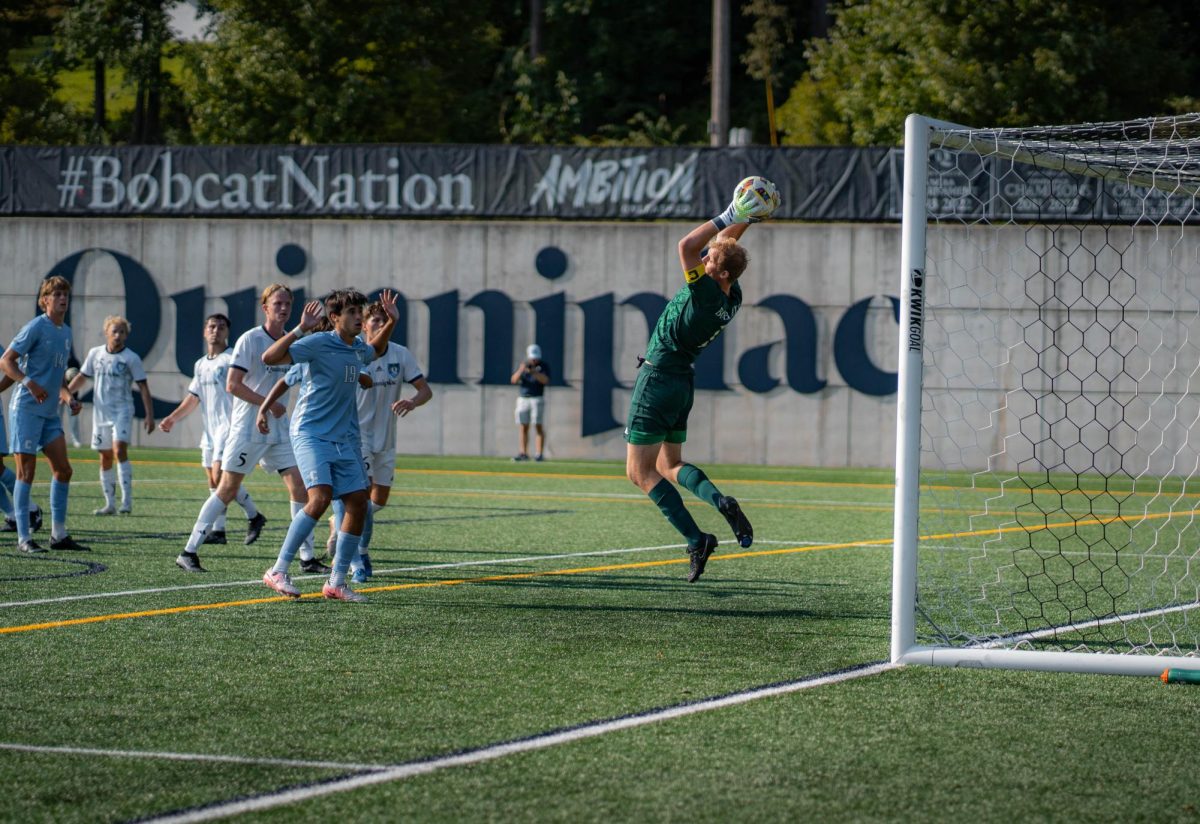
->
[64,367,80,383]
[735,175,781,219]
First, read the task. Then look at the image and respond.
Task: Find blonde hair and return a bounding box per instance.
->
[707,237,749,281]
[103,315,131,334]
[260,283,292,304]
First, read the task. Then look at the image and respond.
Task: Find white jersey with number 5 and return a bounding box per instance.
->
[227,326,293,445]
[358,341,424,454]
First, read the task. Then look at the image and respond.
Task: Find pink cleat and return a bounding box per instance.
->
[322,582,367,603]
[262,569,300,598]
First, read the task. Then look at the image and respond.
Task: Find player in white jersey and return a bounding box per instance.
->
[158,314,262,552]
[68,316,154,515]
[325,299,432,582]
[174,283,325,574]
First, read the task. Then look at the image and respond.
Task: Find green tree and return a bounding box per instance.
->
[0,2,84,144]
[779,0,1200,146]
[56,0,176,143]
[183,0,512,144]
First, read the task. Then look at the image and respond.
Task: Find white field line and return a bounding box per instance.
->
[140,661,897,824]
[0,539,820,610]
[0,742,390,772]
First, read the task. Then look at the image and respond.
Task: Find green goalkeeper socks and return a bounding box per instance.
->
[648,478,703,544]
[676,463,722,509]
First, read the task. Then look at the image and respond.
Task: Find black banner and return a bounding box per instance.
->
[2,144,1195,222]
[8,145,892,220]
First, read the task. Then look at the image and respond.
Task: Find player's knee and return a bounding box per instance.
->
[308,486,333,512]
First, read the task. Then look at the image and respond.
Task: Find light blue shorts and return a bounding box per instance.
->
[9,412,64,455]
[293,435,367,498]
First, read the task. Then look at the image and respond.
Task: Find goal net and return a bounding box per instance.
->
[891,113,1200,675]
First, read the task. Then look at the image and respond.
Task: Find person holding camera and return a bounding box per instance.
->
[510,344,550,461]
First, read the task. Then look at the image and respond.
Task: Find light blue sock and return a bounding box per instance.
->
[13,480,31,542]
[331,531,362,588]
[330,498,346,532]
[272,511,318,573]
[0,466,15,494]
[360,501,381,551]
[51,478,69,537]
[0,475,11,519]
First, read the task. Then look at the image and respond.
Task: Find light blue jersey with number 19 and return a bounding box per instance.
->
[288,331,374,445]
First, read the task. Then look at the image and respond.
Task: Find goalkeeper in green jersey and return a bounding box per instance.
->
[624,179,778,583]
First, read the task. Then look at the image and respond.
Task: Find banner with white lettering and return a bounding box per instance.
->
[10,145,896,219]
[6,144,1195,221]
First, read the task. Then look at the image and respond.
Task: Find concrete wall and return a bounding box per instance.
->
[0,217,906,467]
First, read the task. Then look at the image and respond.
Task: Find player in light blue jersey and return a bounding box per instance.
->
[0,276,87,553]
[258,289,397,602]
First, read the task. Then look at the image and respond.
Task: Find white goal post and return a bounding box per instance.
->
[892,112,1200,676]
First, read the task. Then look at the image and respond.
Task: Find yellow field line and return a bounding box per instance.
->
[14,503,1196,636]
[1,540,870,636]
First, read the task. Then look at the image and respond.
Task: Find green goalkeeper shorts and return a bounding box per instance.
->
[624,365,693,445]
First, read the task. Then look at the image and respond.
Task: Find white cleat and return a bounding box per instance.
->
[93,505,117,516]
[262,569,300,598]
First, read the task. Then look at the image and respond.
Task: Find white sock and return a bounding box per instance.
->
[292,500,315,561]
[209,487,228,530]
[117,461,132,508]
[185,493,227,553]
[236,487,258,519]
[101,467,116,507]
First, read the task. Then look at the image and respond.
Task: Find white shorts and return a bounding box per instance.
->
[92,409,133,451]
[515,396,545,425]
[200,424,230,469]
[361,447,396,488]
[220,434,297,476]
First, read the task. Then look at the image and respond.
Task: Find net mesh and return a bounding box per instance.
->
[916,113,1200,656]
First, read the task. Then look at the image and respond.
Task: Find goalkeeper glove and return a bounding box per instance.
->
[713,186,770,230]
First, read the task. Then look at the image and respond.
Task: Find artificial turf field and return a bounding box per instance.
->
[0,448,1197,822]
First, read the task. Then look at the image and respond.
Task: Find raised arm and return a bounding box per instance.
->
[679,185,767,273]
[367,289,399,356]
[262,300,323,365]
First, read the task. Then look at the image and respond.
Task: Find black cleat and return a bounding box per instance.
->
[18,539,45,554]
[49,535,90,551]
[29,503,43,533]
[244,513,266,546]
[203,529,227,545]
[299,557,331,574]
[1,518,16,533]
[175,552,206,573]
[686,533,718,583]
[718,495,753,548]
